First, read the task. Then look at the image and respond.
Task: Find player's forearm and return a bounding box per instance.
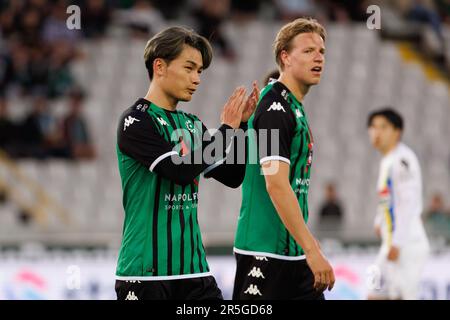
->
[266,182,318,255]
[154,124,234,186]
[204,122,248,188]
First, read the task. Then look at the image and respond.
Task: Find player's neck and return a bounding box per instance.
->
[144,84,178,112]
[279,73,309,102]
[381,141,399,156]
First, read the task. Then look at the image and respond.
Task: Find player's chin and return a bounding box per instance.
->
[178,94,193,102]
[309,77,321,85]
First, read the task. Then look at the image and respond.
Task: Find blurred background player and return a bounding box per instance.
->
[233,18,334,300]
[115,26,258,300]
[367,108,430,300]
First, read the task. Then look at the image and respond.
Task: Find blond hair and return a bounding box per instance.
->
[273,18,326,70]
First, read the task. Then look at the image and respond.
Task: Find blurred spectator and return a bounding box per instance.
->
[81,0,112,38]
[230,0,261,21]
[318,182,344,226]
[0,97,20,157]
[392,0,446,60]
[42,0,81,45]
[20,95,68,158]
[115,0,166,38]
[435,0,450,24]
[192,0,236,61]
[61,88,95,160]
[274,0,319,21]
[0,48,14,96]
[314,0,369,22]
[47,41,76,98]
[152,0,187,20]
[424,193,450,240]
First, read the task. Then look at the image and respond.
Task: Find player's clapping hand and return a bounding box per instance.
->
[306,246,335,292]
[241,80,260,122]
[221,86,248,129]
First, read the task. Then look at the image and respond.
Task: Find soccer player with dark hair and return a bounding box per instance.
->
[367,108,429,300]
[114,26,258,300]
[232,18,335,300]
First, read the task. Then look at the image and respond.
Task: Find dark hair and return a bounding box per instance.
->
[144,26,213,79]
[263,69,280,85]
[367,108,404,130]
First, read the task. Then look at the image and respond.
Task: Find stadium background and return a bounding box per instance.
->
[0,0,449,300]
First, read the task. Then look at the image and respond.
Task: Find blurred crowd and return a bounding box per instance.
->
[0,0,449,162]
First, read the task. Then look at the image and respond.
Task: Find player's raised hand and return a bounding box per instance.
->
[241,80,260,122]
[306,246,335,292]
[221,86,247,129]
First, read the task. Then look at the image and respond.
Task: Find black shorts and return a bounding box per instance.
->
[232,253,325,300]
[115,275,223,300]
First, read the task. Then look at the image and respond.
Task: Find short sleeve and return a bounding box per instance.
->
[253,97,295,165]
[117,110,176,171]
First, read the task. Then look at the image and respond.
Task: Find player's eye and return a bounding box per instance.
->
[185,66,193,71]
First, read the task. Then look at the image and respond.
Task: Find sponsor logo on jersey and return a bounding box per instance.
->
[295,178,310,186]
[157,117,169,126]
[248,267,265,279]
[165,192,199,202]
[267,102,286,112]
[123,116,140,131]
[255,256,268,261]
[244,284,262,296]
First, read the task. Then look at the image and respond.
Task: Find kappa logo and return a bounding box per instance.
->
[123,116,140,131]
[244,284,262,296]
[255,256,268,261]
[125,291,139,300]
[248,267,265,279]
[125,280,141,284]
[267,102,285,112]
[157,117,169,126]
[295,109,303,118]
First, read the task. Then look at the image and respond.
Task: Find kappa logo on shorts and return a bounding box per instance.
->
[125,291,138,300]
[248,267,265,279]
[254,256,268,261]
[244,284,262,296]
[267,102,286,112]
[123,116,140,131]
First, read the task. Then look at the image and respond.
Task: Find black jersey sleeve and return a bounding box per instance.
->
[253,95,296,165]
[117,109,174,168]
[203,121,248,188]
[117,108,235,186]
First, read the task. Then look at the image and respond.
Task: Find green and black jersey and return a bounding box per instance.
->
[116,98,242,280]
[234,81,314,260]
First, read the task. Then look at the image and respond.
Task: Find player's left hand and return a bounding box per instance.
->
[387,245,400,261]
[241,80,259,122]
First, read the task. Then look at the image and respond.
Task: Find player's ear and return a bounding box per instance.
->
[280,50,290,68]
[153,58,167,78]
